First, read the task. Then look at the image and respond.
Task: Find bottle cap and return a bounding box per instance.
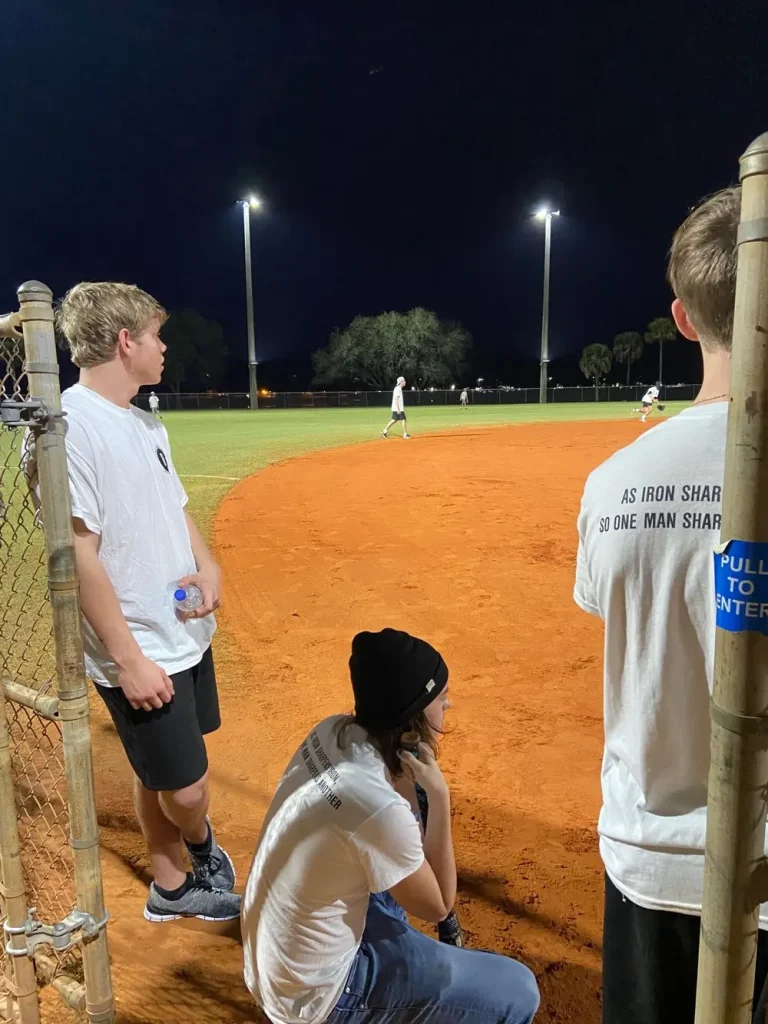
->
[174,588,187,601]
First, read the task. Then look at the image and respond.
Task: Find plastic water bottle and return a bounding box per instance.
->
[172,583,203,613]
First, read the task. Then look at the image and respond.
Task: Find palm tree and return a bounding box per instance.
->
[645,317,677,382]
[612,331,645,386]
[580,344,613,400]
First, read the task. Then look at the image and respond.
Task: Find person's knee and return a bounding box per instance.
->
[474,955,539,1024]
[500,959,540,1023]
[163,775,209,816]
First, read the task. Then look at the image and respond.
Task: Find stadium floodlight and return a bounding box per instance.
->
[240,195,265,408]
[534,205,560,404]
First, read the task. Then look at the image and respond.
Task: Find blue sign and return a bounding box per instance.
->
[714,540,768,636]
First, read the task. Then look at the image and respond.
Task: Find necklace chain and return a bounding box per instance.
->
[694,393,728,406]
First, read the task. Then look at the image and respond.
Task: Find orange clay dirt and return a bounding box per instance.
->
[81,419,646,1024]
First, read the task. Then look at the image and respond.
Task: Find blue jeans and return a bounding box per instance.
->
[326,892,540,1024]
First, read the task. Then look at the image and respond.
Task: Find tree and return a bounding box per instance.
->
[644,317,678,382]
[161,309,228,404]
[612,331,644,386]
[312,308,471,390]
[579,343,613,399]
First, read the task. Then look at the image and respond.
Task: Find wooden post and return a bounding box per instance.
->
[0,687,41,1024]
[17,282,115,1024]
[695,132,768,1024]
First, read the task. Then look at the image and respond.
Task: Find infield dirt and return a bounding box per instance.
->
[81,419,647,1023]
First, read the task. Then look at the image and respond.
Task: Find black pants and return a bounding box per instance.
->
[604,875,768,1024]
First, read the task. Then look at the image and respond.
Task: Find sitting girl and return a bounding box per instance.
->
[242,627,539,1024]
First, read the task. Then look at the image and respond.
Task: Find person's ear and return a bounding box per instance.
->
[671,299,699,342]
[117,327,133,357]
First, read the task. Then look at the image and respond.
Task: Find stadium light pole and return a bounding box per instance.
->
[534,206,559,404]
[240,195,262,410]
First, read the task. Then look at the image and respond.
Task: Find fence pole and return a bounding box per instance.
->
[694,132,768,1024]
[0,684,41,1024]
[17,282,115,1024]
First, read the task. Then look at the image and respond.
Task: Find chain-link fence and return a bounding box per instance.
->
[0,318,78,1023]
[0,288,113,1024]
[132,382,699,413]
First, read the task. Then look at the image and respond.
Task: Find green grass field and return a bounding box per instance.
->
[0,399,685,688]
[164,402,688,534]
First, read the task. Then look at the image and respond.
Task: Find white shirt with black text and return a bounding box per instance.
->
[575,404,768,925]
[242,715,424,1024]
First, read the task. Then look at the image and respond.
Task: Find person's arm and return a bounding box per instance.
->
[389,744,456,921]
[574,487,601,618]
[72,519,175,711]
[180,511,221,619]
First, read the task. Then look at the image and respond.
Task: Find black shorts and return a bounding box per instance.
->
[97,646,220,792]
[642,400,653,408]
[391,411,406,421]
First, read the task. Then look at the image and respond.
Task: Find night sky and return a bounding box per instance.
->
[4,1,767,391]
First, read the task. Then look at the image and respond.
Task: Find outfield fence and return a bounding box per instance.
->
[134,382,699,413]
[0,285,113,1023]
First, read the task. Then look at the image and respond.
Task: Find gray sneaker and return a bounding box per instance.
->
[185,821,236,892]
[144,879,241,923]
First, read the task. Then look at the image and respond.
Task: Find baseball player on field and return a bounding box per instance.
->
[381,376,411,439]
[633,382,663,422]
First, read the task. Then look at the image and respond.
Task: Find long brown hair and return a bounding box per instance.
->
[335,711,441,778]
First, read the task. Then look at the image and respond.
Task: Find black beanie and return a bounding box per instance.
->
[349,628,449,730]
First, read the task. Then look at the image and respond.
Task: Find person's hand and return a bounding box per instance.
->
[178,564,221,620]
[398,743,449,799]
[118,655,175,712]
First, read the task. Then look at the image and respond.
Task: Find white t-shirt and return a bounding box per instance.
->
[60,384,215,686]
[642,386,659,404]
[242,715,424,1024]
[148,394,159,411]
[460,391,468,402]
[575,403,768,926]
[391,385,404,413]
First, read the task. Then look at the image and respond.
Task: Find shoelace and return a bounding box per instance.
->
[193,852,227,891]
[191,878,228,895]
[193,849,222,875]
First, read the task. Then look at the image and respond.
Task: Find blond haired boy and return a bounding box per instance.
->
[57,283,240,924]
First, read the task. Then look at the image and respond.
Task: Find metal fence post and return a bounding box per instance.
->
[17,282,114,1024]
